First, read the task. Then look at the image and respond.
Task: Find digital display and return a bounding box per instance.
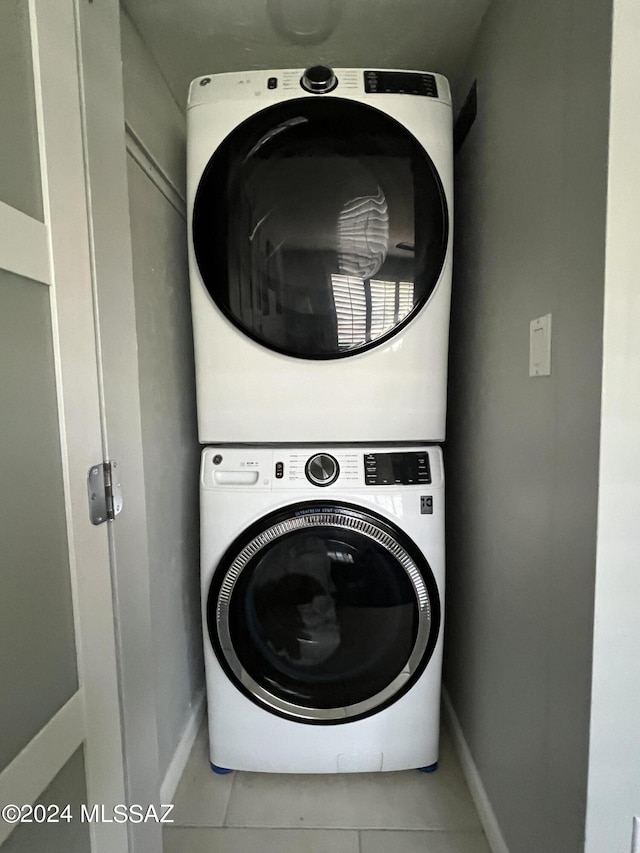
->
[364,452,431,486]
[364,71,439,98]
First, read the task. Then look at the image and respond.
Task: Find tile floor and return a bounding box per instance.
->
[164,723,491,853]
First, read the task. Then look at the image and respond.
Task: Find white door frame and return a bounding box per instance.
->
[74,3,163,852]
[0,1,128,850]
[585,0,640,848]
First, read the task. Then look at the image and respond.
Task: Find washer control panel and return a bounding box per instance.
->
[201,447,441,490]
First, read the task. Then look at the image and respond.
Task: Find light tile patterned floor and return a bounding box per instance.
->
[163,724,491,853]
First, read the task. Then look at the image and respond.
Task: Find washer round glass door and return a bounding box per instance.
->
[193,98,448,359]
[207,502,440,724]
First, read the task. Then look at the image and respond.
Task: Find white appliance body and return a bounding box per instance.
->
[200,445,445,773]
[188,69,453,443]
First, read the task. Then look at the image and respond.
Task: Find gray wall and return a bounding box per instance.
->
[121,11,203,782]
[444,1,611,851]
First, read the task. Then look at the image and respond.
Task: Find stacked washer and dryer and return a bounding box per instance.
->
[187,66,453,774]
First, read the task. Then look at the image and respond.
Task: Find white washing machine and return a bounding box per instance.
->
[188,67,453,444]
[200,444,445,773]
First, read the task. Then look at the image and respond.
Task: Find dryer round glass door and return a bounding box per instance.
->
[193,98,448,359]
[207,502,440,724]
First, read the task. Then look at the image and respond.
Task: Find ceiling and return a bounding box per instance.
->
[122,0,492,109]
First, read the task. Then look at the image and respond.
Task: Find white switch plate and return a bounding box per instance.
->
[631,816,640,853]
[529,313,552,376]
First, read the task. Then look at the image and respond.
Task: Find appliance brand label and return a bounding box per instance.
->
[294,506,337,517]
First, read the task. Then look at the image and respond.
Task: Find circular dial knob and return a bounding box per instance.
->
[305,453,340,487]
[300,65,338,94]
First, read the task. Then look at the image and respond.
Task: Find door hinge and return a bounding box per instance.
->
[87,461,123,525]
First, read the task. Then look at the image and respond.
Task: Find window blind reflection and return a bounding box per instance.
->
[331,275,415,348]
[330,275,367,348]
[336,189,389,280]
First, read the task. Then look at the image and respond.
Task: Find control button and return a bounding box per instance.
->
[305,453,339,487]
[275,461,284,479]
[267,76,278,89]
[364,453,377,485]
[301,66,338,94]
[417,453,431,483]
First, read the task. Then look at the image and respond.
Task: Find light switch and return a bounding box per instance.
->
[529,314,552,376]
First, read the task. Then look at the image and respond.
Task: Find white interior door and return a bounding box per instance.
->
[0,2,127,851]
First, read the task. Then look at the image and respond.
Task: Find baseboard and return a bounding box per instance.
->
[442,688,510,853]
[160,688,206,804]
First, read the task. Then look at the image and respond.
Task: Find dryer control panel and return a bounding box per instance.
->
[201,447,443,491]
[187,68,451,108]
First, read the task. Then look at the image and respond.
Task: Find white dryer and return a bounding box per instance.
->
[188,67,453,444]
[200,444,445,773]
